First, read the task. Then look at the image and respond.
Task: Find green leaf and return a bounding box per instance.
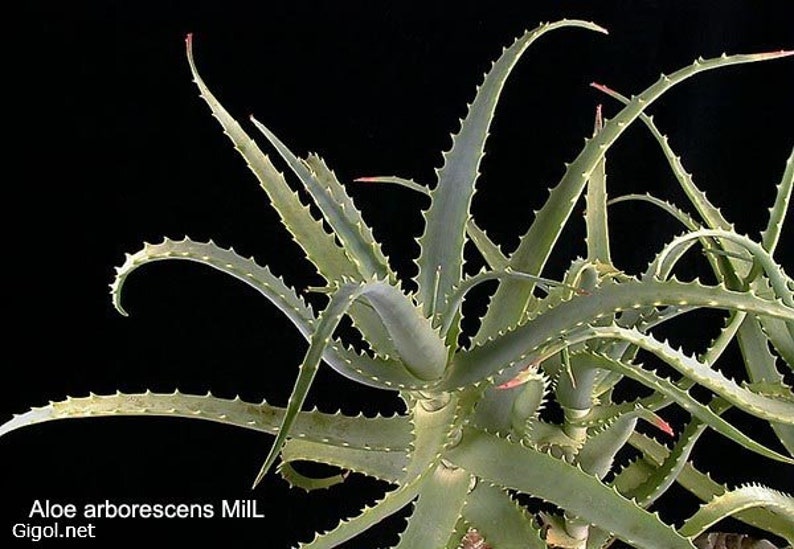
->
[628,433,794,543]
[280,438,407,485]
[737,317,794,455]
[761,147,793,254]
[393,464,471,548]
[462,482,546,549]
[445,277,794,390]
[476,49,794,345]
[249,119,394,283]
[351,174,511,271]
[585,326,794,428]
[625,417,708,507]
[0,391,409,451]
[416,19,608,320]
[576,414,638,479]
[593,82,748,284]
[252,280,447,487]
[679,485,794,539]
[586,105,611,265]
[353,175,430,196]
[654,229,794,310]
[277,461,347,492]
[185,34,358,285]
[446,426,694,548]
[186,35,409,354]
[299,399,459,548]
[441,268,580,336]
[110,237,426,391]
[568,351,794,464]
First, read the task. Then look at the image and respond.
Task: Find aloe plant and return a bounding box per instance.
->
[3,18,793,549]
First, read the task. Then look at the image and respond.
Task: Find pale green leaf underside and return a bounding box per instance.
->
[252,279,447,487]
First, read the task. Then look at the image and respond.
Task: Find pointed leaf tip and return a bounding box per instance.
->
[590,82,615,94]
[497,362,540,389]
[653,417,675,437]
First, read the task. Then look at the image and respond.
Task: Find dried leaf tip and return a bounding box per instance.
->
[590,82,615,94]
[653,416,675,437]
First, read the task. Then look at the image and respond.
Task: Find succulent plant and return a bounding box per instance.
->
[3,18,793,549]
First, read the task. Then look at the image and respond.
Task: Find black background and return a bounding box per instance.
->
[4,1,793,547]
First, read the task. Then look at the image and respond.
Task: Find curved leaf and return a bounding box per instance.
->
[280,438,407,485]
[299,400,459,548]
[679,485,794,539]
[445,277,794,390]
[0,391,410,451]
[477,49,793,344]
[252,279,446,487]
[629,433,794,543]
[568,351,794,464]
[111,237,427,390]
[277,461,347,492]
[585,326,794,427]
[446,426,694,548]
[416,19,608,320]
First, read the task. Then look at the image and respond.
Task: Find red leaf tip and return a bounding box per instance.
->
[654,417,675,437]
[496,379,522,390]
[590,82,614,94]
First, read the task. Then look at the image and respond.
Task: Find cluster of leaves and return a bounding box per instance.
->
[2,19,792,548]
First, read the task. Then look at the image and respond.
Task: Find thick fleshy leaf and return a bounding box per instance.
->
[628,433,794,543]
[280,438,407,485]
[446,427,694,548]
[298,399,459,548]
[0,391,410,451]
[462,482,546,548]
[392,464,471,548]
[252,280,447,487]
[476,49,793,344]
[679,485,794,539]
[186,35,401,354]
[186,34,357,285]
[567,351,794,464]
[249,119,394,283]
[416,20,607,320]
[445,277,794,390]
[736,317,794,455]
[111,237,426,390]
[583,326,794,428]
[586,104,611,265]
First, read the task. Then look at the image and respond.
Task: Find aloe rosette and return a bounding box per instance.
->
[3,20,793,549]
